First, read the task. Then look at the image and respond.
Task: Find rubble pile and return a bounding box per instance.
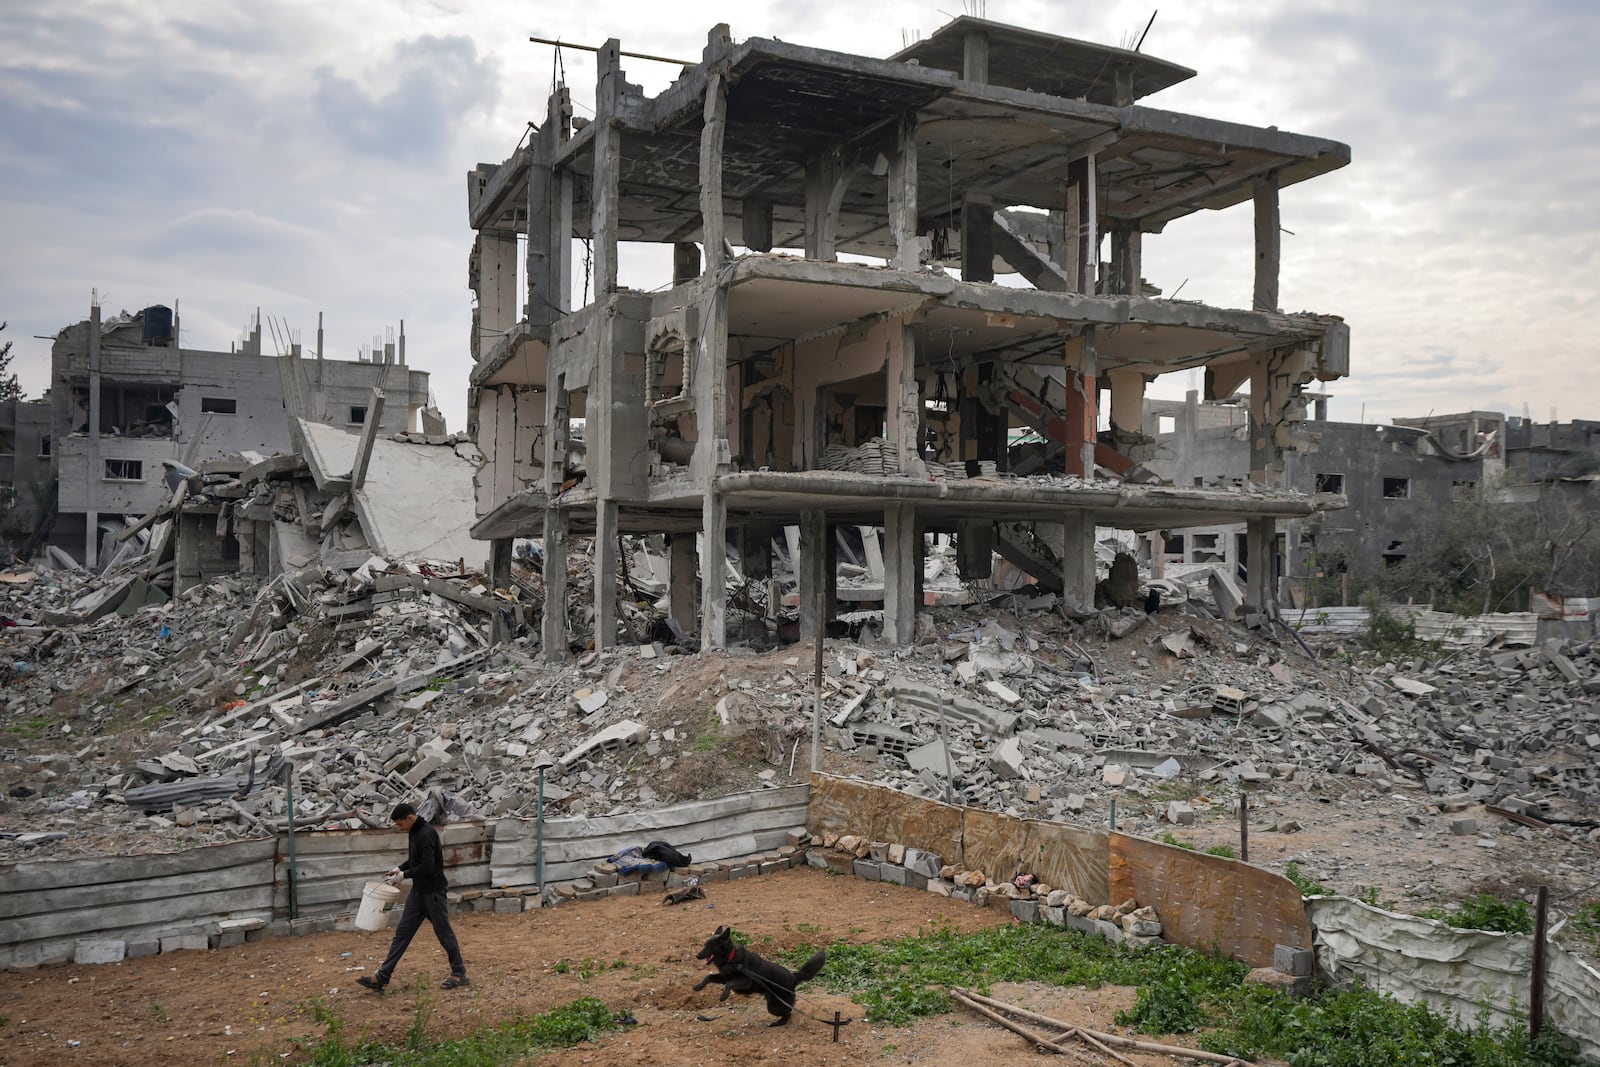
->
[3,556,1598,887]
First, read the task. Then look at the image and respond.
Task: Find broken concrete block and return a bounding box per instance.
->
[1102,766,1128,787]
[1450,818,1478,836]
[1209,569,1243,620]
[559,720,647,768]
[1391,677,1438,697]
[904,848,942,878]
[74,938,126,965]
[1255,703,1293,731]
[1273,944,1315,977]
[1160,629,1195,659]
[1165,801,1195,825]
[983,680,1021,705]
[1213,686,1249,715]
[988,737,1025,780]
[906,738,955,776]
[575,688,609,714]
[160,932,209,954]
[852,859,882,881]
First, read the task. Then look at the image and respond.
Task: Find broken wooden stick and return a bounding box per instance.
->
[952,987,1262,1066]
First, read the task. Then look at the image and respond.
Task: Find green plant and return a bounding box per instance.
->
[1159,832,1196,851]
[1569,901,1600,945]
[552,959,571,974]
[1419,894,1533,934]
[1116,976,1204,1034]
[295,995,619,1065]
[149,998,168,1021]
[1284,863,1327,897]
[1205,845,1238,859]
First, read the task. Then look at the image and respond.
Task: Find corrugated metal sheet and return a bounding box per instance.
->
[1288,605,1541,647]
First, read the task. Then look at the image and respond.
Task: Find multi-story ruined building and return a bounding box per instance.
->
[465,17,1352,655]
[0,396,53,542]
[47,299,431,566]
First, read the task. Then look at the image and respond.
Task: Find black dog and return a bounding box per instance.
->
[693,925,826,1026]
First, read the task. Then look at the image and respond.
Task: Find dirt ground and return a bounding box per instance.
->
[0,866,1218,1067]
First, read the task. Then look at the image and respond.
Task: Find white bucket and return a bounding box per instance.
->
[355,881,401,931]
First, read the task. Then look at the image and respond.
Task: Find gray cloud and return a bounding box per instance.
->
[313,35,496,162]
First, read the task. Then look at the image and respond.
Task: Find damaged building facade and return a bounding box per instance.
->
[465,17,1351,656]
[1146,395,1599,602]
[46,299,432,568]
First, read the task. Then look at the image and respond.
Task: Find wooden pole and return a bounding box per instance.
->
[1531,885,1549,1040]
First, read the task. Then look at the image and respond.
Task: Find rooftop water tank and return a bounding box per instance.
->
[141,304,174,346]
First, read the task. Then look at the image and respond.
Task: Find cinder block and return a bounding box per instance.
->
[852,859,882,881]
[247,921,290,942]
[807,851,831,870]
[1009,900,1040,923]
[73,939,126,965]
[904,871,930,891]
[879,864,907,886]
[903,848,942,878]
[1089,918,1123,944]
[1273,944,1315,977]
[868,842,890,862]
[1450,817,1478,836]
[160,932,209,954]
[1063,914,1097,936]
[1042,906,1066,927]
[608,881,641,897]
[493,896,523,913]
[728,864,756,880]
[759,859,790,876]
[216,929,247,949]
[125,940,161,958]
[473,896,498,912]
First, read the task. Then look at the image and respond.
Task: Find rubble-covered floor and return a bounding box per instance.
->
[2,557,1598,964]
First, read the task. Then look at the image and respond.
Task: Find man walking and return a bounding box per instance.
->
[358,802,470,992]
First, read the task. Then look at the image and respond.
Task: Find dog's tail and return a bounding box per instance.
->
[794,950,826,985]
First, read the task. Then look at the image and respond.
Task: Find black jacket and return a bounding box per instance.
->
[401,817,448,892]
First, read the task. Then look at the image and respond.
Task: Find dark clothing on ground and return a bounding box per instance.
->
[375,887,465,983]
[401,816,448,892]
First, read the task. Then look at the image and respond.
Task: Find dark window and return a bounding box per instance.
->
[201,397,237,414]
[1382,477,1411,499]
[38,435,51,457]
[350,405,368,425]
[1315,473,1345,494]
[1451,480,1476,501]
[105,459,143,480]
[1163,534,1184,554]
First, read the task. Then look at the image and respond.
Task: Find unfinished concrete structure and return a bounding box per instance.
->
[466,18,1351,655]
[0,397,53,543]
[47,299,432,567]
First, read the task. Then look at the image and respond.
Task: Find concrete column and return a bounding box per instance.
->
[1253,172,1281,312]
[1249,354,1270,483]
[742,199,773,252]
[1247,516,1276,613]
[86,299,101,567]
[529,88,572,331]
[85,511,99,570]
[1109,224,1141,296]
[804,153,841,261]
[889,113,919,271]
[1064,329,1098,478]
[798,508,827,641]
[700,493,727,649]
[883,504,917,645]
[1067,156,1098,294]
[887,322,920,472]
[590,40,622,298]
[593,499,619,649]
[700,72,727,274]
[739,524,772,581]
[672,243,701,286]
[541,509,569,661]
[1060,511,1096,607]
[956,522,993,581]
[669,533,697,633]
[962,28,989,83]
[961,194,995,283]
[489,537,513,590]
[1107,368,1145,437]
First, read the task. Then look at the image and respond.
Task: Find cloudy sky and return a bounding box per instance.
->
[3,0,1595,431]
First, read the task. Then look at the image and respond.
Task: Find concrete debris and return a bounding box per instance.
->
[1,553,1598,895]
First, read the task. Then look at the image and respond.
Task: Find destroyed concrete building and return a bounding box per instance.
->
[1146,394,1600,599]
[464,16,1351,656]
[46,298,432,568]
[0,396,52,543]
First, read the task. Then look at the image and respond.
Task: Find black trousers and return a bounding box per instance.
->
[375,888,466,982]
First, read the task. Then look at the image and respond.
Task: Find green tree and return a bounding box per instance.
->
[0,321,21,402]
[1378,476,1600,613]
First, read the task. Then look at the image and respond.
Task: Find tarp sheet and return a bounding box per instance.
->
[1307,895,1600,1060]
